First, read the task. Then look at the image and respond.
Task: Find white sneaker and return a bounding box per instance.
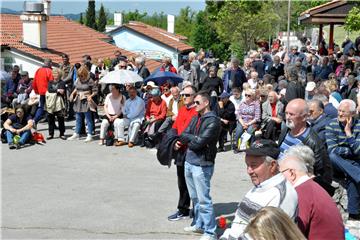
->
[67,133,79,141]
[199,234,217,240]
[184,225,204,234]
[84,135,93,142]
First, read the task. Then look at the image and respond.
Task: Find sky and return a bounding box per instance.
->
[1,0,206,15]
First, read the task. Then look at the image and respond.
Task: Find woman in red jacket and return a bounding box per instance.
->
[141,88,167,147]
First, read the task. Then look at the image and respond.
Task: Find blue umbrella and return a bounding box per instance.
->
[144,70,183,86]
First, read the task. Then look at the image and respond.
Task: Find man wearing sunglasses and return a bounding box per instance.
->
[168,86,198,222]
[177,91,221,240]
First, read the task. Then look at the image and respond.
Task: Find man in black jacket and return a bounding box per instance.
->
[278,99,333,194]
[268,55,284,82]
[177,91,220,240]
[217,92,236,152]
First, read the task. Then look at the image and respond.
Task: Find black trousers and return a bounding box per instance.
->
[48,112,65,136]
[263,119,280,141]
[218,122,235,148]
[177,165,190,215]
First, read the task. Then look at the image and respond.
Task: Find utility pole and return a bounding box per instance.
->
[287,0,291,53]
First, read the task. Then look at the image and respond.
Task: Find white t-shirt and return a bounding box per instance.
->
[248,78,258,89]
[104,93,125,116]
[161,94,173,107]
[230,95,242,111]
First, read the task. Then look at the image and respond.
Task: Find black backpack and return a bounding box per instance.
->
[105,124,115,146]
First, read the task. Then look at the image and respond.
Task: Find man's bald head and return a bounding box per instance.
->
[287,99,309,116]
[285,99,309,130]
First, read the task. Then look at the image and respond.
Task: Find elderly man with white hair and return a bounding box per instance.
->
[220,139,298,240]
[135,55,150,79]
[279,145,345,240]
[326,99,360,221]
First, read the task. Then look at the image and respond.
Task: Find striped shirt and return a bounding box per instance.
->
[325,118,360,160]
[236,100,261,123]
[279,128,310,159]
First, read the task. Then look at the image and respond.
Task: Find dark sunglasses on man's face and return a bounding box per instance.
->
[181,94,191,98]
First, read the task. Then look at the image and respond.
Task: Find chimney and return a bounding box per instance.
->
[114,12,123,26]
[43,0,51,16]
[20,1,49,49]
[167,14,175,34]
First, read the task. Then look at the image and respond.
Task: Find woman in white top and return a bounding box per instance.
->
[99,84,126,146]
[160,83,173,107]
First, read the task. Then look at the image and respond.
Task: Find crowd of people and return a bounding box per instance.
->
[1,35,360,239]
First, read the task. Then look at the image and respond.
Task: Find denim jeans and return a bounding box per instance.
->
[34,95,46,123]
[75,112,94,135]
[184,161,216,236]
[329,152,360,214]
[6,130,31,145]
[234,122,255,146]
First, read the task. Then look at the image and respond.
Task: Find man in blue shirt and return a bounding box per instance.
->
[326,99,360,221]
[119,86,145,148]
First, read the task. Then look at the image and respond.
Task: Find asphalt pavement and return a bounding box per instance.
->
[1,120,252,239]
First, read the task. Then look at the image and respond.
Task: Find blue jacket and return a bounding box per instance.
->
[311,114,331,142]
[222,67,247,93]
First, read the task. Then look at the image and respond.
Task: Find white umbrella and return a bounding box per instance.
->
[99,69,143,85]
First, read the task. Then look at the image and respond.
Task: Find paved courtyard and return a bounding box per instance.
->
[1,121,252,239]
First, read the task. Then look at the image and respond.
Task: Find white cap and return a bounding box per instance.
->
[305,81,316,92]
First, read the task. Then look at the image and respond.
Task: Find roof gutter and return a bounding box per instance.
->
[298,13,310,25]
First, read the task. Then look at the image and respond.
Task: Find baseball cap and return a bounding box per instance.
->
[245,139,280,160]
[219,92,231,99]
[305,81,316,92]
[20,71,28,76]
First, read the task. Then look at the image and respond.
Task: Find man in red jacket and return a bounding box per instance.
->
[32,58,54,124]
[279,145,344,240]
[168,85,198,221]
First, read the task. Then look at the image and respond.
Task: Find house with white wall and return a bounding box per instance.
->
[107,14,194,70]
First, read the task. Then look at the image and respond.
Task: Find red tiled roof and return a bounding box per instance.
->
[0,14,161,72]
[109,21,194,53]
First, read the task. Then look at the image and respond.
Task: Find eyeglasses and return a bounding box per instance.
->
[181,94,191,98]
[245,94,252,97]
[281,168,290,173]
[195,101,201,105]
[119,66,127,69]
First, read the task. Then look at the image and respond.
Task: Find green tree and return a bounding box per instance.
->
[122,9,147,23]
[192,10,229,61]
[175,6,196,40]
[79,12,84,24]
[345,6,360,32]
[85,0,97,30]
[97,3,107,32]
[215,1,281,58]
